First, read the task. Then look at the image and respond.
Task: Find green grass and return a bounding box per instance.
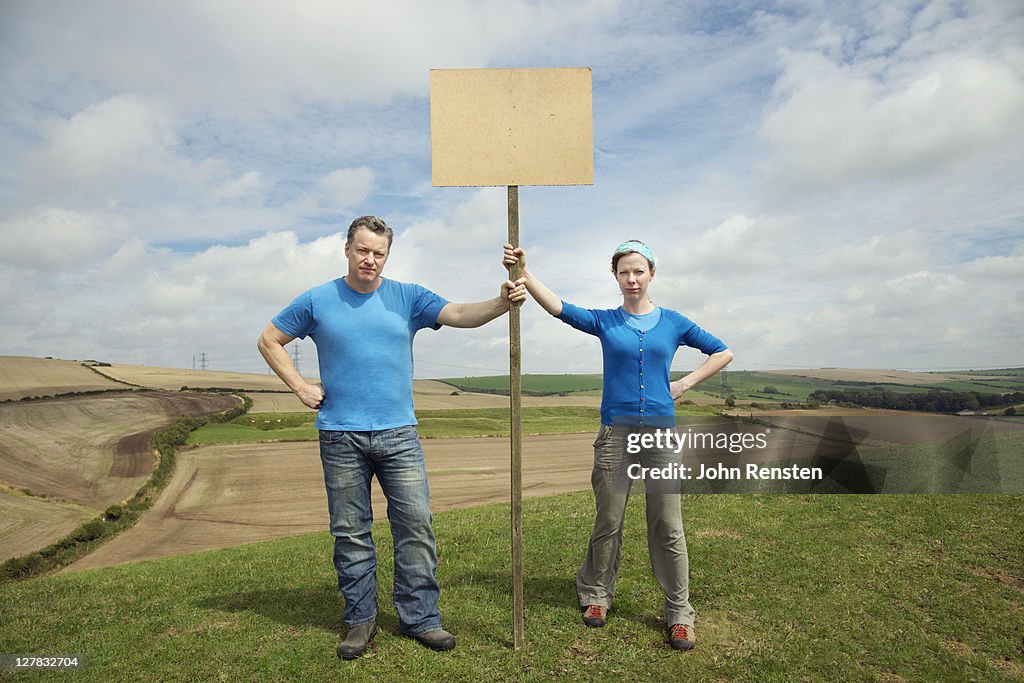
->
[440,374,605,395]
[938,368,1024,377]
[187,406,731,446]
[2,494,1021,681]
[440,371,838,402]
[856,429,1024,493]
[433,369,1024,404]
[675,429,1024,495]
[932,379,1024,394]
[185,421,317,445]
[415,407,600,439]
[187,408,604,445]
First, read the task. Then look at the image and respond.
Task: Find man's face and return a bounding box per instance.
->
[344,227,390,290]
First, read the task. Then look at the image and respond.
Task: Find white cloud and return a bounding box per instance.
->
[3,1,623,114]
[810,233,924,278]
[0,208,119,270]
[28,95,186,203]
[208,171,265,204]
[759,51,1024,196]
[181,231,348,304]
[672,214,779,275]
[138,276,209,316]
[961,249,1024,280]
[879,270,967,316]
[101,238,166,280]
[387,187,509,298]
[295,167,375,214]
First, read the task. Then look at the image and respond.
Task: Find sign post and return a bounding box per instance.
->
[430,67,594,649]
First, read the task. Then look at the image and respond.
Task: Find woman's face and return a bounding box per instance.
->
[614,252,655,301]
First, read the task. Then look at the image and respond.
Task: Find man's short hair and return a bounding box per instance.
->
[347,216,394,248]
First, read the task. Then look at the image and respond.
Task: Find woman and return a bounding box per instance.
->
[503,240,733,651]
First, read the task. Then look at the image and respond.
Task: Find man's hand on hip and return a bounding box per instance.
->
[296,381,324,410]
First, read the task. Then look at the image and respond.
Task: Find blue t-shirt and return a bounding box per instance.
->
[623,307,662,331]
[558,301,727,427]
[272,277,449,430]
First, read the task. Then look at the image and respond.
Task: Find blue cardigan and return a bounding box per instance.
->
[558,302,727,427]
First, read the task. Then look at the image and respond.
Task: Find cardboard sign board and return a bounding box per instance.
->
[430,68,594,187]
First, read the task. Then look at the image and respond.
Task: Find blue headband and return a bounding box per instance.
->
[613,241,656,267]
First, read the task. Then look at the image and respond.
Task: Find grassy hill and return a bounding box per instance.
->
[439,374,606,395]
[2,493,1021,681]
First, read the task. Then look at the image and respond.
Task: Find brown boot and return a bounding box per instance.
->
[336,621,377,660]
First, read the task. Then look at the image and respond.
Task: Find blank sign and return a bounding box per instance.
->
[430,68,594,187]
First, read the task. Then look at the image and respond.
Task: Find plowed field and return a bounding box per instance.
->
[0,391,240,562]
[731,407,1024,446]
[65,424,833,571]
[0,356,124,401]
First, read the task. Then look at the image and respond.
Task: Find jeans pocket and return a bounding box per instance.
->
[593,426,623,470]
[319,429,348,445]
[396,425,419,439]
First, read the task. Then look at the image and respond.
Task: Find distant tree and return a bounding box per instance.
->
[725,396,736,407]
[762,385,780,394]
[1006,406,1017,416]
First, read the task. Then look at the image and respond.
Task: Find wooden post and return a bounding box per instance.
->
[430,68,593,650]
[507,185,524,650]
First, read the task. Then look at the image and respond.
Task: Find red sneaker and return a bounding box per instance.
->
[582,604,607,628]
[668,623,695,650]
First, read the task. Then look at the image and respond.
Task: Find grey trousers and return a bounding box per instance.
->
[576,424,695,627]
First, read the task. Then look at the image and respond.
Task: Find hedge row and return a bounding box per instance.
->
[1,388,141,404]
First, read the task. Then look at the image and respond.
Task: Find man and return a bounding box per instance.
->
[258,215,523,660]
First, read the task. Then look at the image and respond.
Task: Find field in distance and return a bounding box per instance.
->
[0,356,126,401]
[81,362,603,411]
[439,368,1024,406]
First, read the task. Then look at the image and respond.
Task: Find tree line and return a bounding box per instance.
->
[808,388,1024,414]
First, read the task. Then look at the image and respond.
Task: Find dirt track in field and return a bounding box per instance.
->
[109,429,163,478]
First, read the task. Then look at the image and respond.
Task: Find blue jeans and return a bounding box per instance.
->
[318,426,442,635]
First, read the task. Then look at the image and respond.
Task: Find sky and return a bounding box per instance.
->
[1,0,1022,379]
